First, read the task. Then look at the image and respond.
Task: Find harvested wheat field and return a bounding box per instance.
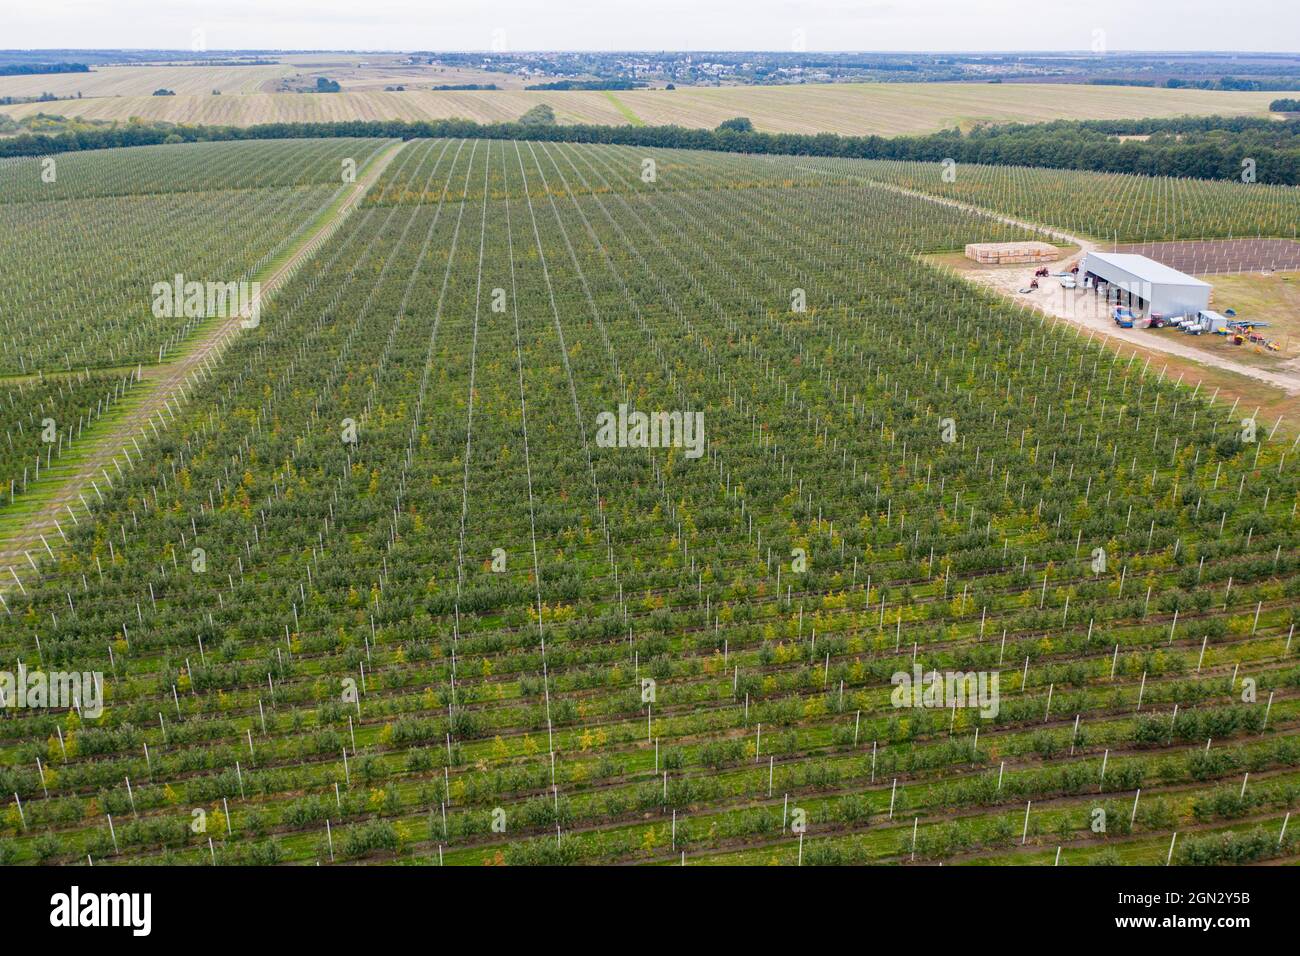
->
[1,81,1279,134]
[0,63,294,99]
[616,82,1280,134]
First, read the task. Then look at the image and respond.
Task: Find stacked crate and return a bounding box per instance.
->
[964,241,1060,264]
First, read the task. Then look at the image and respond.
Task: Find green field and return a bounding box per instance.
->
[0,138,1298,867]
[0,138,393,373]
[796,155,1300,243]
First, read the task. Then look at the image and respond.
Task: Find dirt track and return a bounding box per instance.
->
[957,264,1300,395]
[799,164,1300,398]
[0,141,405,587]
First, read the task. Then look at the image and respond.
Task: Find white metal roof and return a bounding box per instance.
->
[1085,251,1211,289]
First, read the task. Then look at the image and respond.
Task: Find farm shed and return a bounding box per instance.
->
[964,241,1059,264]
[1080,251,1211,317]
[1197,310,1230,333]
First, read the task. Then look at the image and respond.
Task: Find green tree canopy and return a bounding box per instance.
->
[518,104,557,126]
[716,116,754,133]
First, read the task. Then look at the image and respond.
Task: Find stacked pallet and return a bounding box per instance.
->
[964,241,1060,264]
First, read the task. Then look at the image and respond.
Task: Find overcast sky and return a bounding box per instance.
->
[2,0,1297,52]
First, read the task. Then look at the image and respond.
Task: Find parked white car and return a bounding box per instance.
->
[1059,275,1077,289]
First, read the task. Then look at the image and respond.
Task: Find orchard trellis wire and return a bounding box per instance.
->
[0,138,393,374]
[0,139,1296,867]
[797,155,1300,245]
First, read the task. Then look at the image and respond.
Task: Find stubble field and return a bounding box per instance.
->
[1,80,1280,135]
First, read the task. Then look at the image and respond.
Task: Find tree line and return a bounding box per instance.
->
[3,112,1299,184]
[524,79,645,91]
[0,62,89,76]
